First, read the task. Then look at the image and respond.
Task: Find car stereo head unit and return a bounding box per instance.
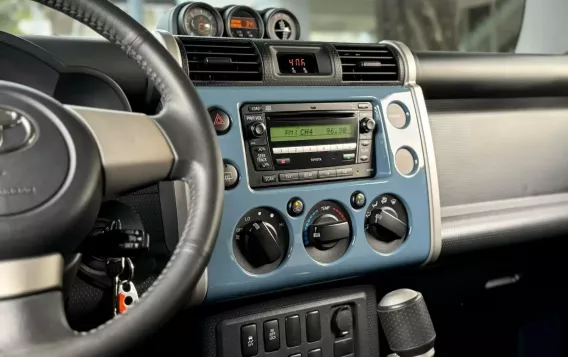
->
[241,102,376,188]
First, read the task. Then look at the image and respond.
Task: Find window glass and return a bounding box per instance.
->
[0,0,527,53]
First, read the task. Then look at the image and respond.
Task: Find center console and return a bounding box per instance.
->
[159,34,441,304]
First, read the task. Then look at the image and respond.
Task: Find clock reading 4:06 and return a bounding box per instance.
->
[288,57,306,67]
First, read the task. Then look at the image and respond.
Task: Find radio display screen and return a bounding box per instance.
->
[270,124,354,142]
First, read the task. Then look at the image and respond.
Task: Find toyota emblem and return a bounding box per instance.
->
[0,107,36,154]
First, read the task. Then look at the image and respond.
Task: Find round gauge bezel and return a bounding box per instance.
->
[264,8,301,41]
[178,2,224,37]
[223,5,265,39]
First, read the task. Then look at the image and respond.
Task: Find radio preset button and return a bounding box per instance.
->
[262,175,277,183]
[337,168,353,177]
[318,169,337,179]
[340,143,357,151]
[308,146,318,152]
[279,173,299,182]
[343,153,355,161]
[299,171,318,180]
[290,147,303,154]
[276,158,290,166]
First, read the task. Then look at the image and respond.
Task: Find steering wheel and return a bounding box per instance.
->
[0,0,223,356]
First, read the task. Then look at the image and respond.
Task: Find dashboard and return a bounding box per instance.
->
[4,24,568,307]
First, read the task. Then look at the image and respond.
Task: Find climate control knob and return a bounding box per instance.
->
[303,201,352,263]
[242,221,282,267]
[365,194,409,254]
[233,208,289,273]
[308,215,350,250]
[360,117,376,133]
[249,122,266,137]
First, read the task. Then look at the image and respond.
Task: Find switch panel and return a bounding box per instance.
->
[212,286,377,357]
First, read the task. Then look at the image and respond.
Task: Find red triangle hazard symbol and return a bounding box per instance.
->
[214,113,225,126]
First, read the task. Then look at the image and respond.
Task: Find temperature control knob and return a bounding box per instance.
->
[365,194,409,254]
[303,201,352,263]
[234,208,289,273]
[308,215,350,250]
[242,221,282,267]
[249,122,266,138]
[360,117,376,133]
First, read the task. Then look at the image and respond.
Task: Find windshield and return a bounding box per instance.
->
[0,0,535,52]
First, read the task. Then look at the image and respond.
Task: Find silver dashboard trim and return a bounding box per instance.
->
[153,30,183,67]
[152,31,208,305]
[381,40,442,264]
[0,254,63,299]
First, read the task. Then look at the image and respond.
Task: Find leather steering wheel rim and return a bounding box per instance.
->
[0,0,223,356]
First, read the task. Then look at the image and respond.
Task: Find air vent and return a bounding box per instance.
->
[333,44,399,82]
[181,38,262,83]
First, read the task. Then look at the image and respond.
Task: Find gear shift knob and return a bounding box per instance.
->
[377,289,436,357]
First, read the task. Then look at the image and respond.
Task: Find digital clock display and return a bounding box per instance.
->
[270,124,354,142]
[230,17,257,29]
[277,53,319,75]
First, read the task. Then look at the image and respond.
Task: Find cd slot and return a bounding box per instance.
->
[267,111,356,121]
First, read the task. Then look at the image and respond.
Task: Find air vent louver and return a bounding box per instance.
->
[333,44,399,82]
[181,38,262,83]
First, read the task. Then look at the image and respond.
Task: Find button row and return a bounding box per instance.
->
[277,168,353,183]
[241,310,322,356]
[273,143,357,154]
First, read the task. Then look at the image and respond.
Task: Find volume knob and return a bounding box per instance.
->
[360,118,376,133]
[249,122,266,138]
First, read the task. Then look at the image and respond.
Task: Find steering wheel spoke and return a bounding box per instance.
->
[66,106,175,196]
[0,254,73,352]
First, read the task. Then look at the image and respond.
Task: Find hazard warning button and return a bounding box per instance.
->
[208,108,231,135]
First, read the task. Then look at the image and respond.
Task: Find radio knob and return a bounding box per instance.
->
[249,122,267,138]
[360,118,376,133]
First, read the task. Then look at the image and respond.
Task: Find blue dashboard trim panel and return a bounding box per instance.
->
[196,86,431,302]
